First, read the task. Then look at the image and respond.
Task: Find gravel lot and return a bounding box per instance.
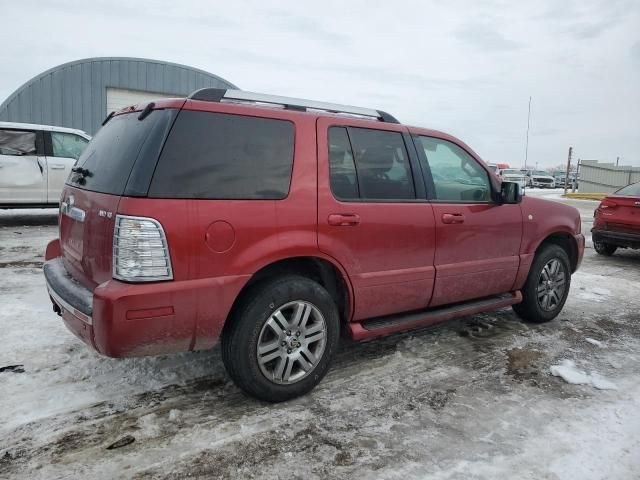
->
[1,190,639,479]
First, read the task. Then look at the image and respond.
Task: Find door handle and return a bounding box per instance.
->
[442,213,465,224]
[50,164,66,170]
[328,213,361,226]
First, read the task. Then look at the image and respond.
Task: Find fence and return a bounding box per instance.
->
[578,160,640,193]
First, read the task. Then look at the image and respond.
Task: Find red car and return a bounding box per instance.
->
[44,89,584,401]
[593,182,640,255]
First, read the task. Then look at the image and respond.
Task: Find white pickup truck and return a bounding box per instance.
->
[0,122,90,208]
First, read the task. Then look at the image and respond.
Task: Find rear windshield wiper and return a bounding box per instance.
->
[71,166,93,177]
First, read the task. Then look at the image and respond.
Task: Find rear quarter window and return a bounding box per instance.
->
[148,111,295,199]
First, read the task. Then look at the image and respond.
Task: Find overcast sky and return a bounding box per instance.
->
[1,0,639,168]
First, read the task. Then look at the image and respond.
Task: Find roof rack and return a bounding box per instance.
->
[188,88,399,123]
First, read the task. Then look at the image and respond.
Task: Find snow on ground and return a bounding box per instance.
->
[1,197,639,479]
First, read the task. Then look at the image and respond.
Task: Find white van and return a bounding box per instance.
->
[0,122,90,207]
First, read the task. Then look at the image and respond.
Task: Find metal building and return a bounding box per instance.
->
[0,57,237,135]
[579,160,640,193]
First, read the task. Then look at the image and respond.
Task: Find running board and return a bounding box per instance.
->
[348,292,522,340]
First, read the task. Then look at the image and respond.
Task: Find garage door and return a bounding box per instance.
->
[106,88,175,113]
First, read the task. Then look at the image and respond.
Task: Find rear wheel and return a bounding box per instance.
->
[513,244,571,323]
[594,241,617,256]
[221,275,340,402]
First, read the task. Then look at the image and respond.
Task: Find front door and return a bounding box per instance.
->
[413,134,522,307]
[0,128,46,204]
[317,117,436,321]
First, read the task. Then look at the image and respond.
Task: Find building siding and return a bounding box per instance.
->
[0,57,237,135]
[579,160,640,193]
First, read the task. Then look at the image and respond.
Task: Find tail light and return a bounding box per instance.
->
[113,215,173,282]
[599,199,617,209]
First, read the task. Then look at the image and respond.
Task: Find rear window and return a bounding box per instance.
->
[615,182,640,196]
[148,110,294,199]
[68,109,176,195]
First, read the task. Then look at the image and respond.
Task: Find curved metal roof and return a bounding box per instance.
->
[0,57,237,134]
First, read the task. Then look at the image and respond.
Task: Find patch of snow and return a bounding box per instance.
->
[585,338,603,347]
[550,359,617,390]
[168,409,182,422]
[550,359,591,384]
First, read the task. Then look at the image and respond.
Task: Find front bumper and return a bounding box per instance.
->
[575,233,585,270]
[531,181,555,188]
[592,229,640,250]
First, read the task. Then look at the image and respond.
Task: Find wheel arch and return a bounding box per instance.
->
[223,255,354,334]
[535,231,579,272]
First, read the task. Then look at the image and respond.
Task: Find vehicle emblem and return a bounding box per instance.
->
[98,210,113,218]
[635,201,640,206]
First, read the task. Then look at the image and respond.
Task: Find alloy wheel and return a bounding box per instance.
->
[536,258,567,312]
[256,301,327,385]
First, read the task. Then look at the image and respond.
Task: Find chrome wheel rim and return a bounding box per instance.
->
[257,301,327,385]
[537,258,567,312]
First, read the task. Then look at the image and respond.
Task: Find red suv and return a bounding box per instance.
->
[44,89,584,401]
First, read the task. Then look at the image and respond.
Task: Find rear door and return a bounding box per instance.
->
[413,134,522,307]
[0,128,47,203]
[317,117,436,321]
[60,108,178,288]
[45,131,89,203]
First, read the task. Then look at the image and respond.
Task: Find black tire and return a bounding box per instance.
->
[513,244,571,323]
[221,275,340,402]
[593,241,617,256]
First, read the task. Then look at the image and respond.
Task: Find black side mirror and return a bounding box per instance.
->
[500,181,523,204]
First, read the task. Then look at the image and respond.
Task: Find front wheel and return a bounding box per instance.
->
[221,275,340,402]
[513,244,571,323]
[594,241,617,256]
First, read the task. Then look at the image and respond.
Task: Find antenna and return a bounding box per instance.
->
[524,96,532,170]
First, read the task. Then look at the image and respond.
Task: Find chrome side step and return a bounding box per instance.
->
[349,292,522,340]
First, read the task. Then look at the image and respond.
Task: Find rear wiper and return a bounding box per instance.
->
[71,166,93,177]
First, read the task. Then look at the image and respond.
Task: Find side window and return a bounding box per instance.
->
[51,132,89,160]
[417,136,491,202]
[328,127,359,200]
[149,111,294,199]
[347,127,415,200]
[0,129,37,156]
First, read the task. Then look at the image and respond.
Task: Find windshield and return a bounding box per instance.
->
[615,182,640,197]
[68,109,177,195]
[502,169,521,175]
[533,170,551,176]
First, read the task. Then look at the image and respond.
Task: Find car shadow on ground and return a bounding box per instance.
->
[0,209,58,227]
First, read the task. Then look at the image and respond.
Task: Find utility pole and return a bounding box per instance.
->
[564,147,573,195]
[616,156,620,166]
[524,96,532,170]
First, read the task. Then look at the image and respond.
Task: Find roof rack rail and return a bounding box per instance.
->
[188,88,400,124]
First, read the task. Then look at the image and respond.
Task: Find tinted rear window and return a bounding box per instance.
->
[616,182,640,196]
[148,110,294,199]
[68,109,176,195]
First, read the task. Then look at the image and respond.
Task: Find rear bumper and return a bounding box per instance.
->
[592,229,640,249]
[44,253,249,358]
